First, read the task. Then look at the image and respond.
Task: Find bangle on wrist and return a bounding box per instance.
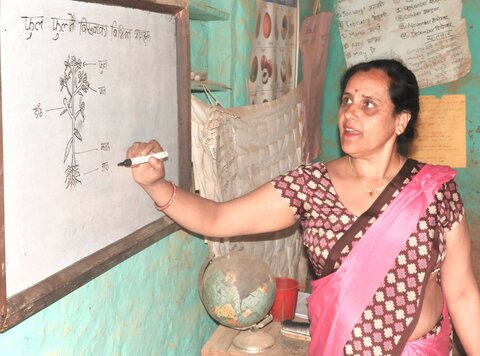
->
[154,181,177,211]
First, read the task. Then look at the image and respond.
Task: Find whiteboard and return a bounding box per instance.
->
[0,0,185,299]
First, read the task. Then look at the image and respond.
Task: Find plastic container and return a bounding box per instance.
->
[270,277,299,322]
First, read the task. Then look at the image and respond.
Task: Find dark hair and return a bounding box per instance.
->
[339,59,419,142]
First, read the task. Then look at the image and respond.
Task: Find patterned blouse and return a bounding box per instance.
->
[271,159,464,355]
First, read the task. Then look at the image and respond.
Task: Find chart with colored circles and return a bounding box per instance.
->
[248,0,298,105]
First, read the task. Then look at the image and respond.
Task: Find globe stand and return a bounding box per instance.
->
[198,251,277,353]
[232,314,275,354]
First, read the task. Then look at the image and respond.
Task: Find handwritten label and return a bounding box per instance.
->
[79,17,108,37]
[111,20,132,40]
[19,14,152,45]
[32,103,43,118]
[51,14,75,40]
[22,16,44,40]
[336,0,470,88]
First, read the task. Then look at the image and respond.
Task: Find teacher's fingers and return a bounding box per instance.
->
[148,155,165,169]
[127,140,164,159]
[127,141,147,158]
[147,139,164,152]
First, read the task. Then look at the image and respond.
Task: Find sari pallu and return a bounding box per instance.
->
[308,164,456,355]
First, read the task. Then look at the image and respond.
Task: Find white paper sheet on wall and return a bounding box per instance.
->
[336,0,471,88]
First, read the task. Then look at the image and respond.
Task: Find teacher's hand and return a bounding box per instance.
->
[127,139,166,187]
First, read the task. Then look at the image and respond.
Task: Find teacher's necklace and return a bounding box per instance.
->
[348,154,402,198]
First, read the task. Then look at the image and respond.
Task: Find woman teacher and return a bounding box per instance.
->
[126,59,480,355]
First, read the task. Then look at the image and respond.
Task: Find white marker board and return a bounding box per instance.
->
[0,0,190,330]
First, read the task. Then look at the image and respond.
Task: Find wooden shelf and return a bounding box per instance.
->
[189,1,229,21]
[191,79,230,92]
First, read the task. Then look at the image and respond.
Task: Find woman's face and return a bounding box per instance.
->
[338,68,403,158]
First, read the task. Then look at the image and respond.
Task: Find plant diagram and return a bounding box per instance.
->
[33,55,108,189]
[59,55,91,189]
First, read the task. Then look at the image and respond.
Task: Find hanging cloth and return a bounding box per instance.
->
[299,11,333,162]
[191,87,307,282]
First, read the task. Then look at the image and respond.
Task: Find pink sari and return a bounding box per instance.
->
[402,299,451,355]
[308,164,456,355]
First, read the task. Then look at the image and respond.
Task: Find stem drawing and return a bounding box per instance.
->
[60,55,91,189]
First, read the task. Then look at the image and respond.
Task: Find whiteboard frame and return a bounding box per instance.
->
[0,0,191,331]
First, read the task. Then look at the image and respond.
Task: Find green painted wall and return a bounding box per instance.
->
[1,230,215,355]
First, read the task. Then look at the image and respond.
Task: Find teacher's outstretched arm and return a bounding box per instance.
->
[126,140,296,239]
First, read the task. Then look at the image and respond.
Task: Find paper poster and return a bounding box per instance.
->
[409,95,466,167]
[336,0,471,88]
[248,0,299,104]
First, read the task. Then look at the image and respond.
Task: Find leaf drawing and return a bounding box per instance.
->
[74,128,82,141]
[64,137,73,163]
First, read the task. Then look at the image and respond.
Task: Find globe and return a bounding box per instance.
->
[198,250,276,330]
